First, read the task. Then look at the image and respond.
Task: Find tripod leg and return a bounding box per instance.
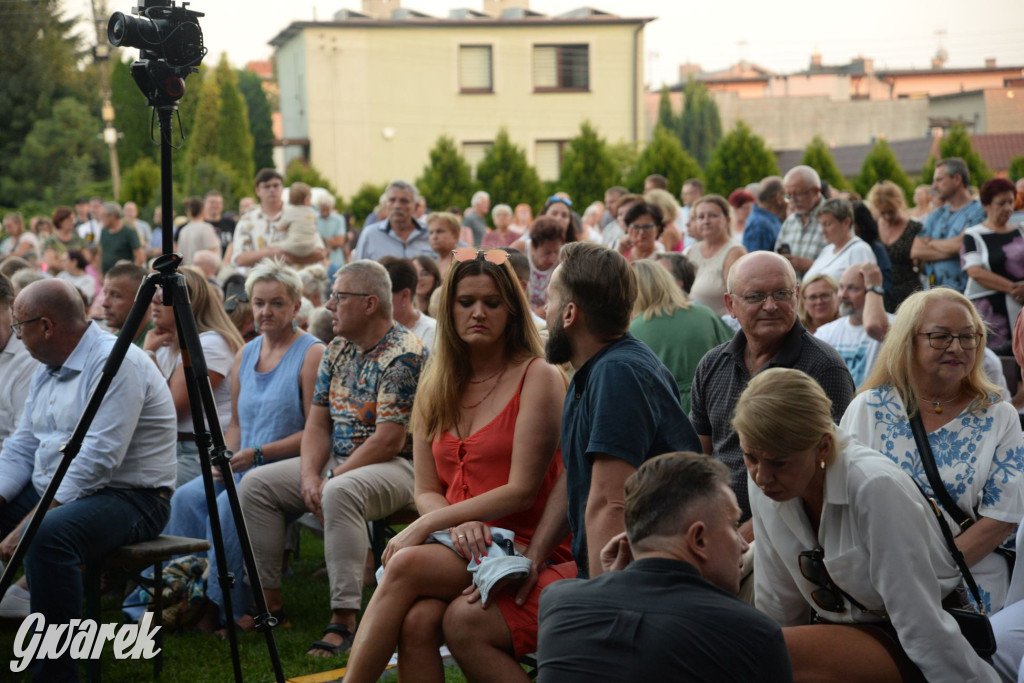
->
[168,275,285,683]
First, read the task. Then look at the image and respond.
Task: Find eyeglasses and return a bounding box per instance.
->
[731,290,796,306]
[10,316,43,338]
[628,222,658,231]
[329,291,371,305]
[804,293,835,303]
[798,549,846,613]
[917,332,982,350]
[784,188,817,202]
[452,247,510,266]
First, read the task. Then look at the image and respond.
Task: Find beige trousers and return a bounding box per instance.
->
[239,455,415,610]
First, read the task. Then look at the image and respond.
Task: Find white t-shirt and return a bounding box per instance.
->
[410,313,437,350]
[814,313,893,387]
[802,235,876,284]
[155,330,235,433]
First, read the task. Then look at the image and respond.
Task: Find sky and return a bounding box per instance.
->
[74,0,1024,87]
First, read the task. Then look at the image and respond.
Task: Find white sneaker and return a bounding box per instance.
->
[0,585,30,619]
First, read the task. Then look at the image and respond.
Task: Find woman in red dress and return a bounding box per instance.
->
[343,247,573,683]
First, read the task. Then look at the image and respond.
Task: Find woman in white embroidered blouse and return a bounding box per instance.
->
[737,368,998,683]
[841,288,1024,614]
[802,198,876,284]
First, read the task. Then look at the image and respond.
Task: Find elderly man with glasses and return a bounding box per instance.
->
[689,251,855,599]
[774,165,829,278]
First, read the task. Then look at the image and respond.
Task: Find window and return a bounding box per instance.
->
[462,141,492,173]
[459,45,493,94]
[535,140,568,181]
[533,44,589,92]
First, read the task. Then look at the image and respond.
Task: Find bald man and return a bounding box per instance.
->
[0,279,176,680]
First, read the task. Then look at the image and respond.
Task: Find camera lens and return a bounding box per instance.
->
[107,12,137,48]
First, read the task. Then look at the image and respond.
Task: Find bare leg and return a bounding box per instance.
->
[396,598,448,683]
[443,595,529,683]
[784,624,924,683]
[343,545,471,683]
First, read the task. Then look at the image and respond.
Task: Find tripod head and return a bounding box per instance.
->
[107,1,206,109]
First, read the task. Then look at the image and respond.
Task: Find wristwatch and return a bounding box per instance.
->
[253,445,264,467]
[324,468,335,480]
[867,285,885,296]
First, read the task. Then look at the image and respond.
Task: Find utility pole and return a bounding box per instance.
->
[91,0,121,199]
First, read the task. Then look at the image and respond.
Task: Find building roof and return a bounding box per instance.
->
[775,132,1024,178]
[970,132,1024,172]
[270,11,654,47]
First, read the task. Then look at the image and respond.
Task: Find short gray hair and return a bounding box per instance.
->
[491,203,512,220]
[386,179,420,202]
[244,258,304,302]
[338,260,393,319]
[472,190,490,206]
[784,165,821,190]
[758,177,784,203]
[102,201,123,219]
[939,157,970,187]
[317,193,336,209]
[818,198,853,224]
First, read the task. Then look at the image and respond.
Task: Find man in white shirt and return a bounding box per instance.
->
[380,256,436,349]
[814,262,892,387]
[0,279,176,680]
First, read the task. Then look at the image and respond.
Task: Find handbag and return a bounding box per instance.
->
[908,412,1017,574]
[907,411,997,657]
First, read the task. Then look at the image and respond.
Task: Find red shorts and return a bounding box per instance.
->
[493,561,577,657]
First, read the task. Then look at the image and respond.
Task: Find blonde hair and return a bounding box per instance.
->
[643,188,680,225]
[798,273,839,330]
[412,257,544,440]
[866,180,907,215]
[861,289,999,416]
[632,259,692,320]
[426,211,461,238]
[732,367,839,465]
[181,267,245,352]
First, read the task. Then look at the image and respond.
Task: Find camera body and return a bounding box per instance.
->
[108,1,206,107]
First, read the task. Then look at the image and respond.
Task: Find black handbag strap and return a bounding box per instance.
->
[908,411,975,532]
[912,480,989,616]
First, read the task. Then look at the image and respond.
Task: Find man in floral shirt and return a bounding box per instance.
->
[241,260,427,655]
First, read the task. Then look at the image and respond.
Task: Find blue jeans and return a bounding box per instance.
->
[1,485,170,682]
[164,472,251,622]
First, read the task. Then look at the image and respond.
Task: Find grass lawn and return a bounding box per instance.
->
[0,529,470,682]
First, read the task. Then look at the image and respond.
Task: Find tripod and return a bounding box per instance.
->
[0,89,285,683]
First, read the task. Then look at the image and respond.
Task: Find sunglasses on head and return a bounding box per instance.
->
[452,247,510,265]
[224,291,250,313]
[547,196,572,208]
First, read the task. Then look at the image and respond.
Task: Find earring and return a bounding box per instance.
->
[292,320,299,333]
[820,460,826,471]
[253,320,259,334]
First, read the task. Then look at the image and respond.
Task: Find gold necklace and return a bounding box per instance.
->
[918,392,962,414]
[462,367,505,410]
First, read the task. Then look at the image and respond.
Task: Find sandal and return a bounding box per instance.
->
[307,623,355,657]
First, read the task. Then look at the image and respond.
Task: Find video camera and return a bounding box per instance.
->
[107,1,207,108]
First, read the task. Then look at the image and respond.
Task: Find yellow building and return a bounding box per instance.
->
[270,2,651,199]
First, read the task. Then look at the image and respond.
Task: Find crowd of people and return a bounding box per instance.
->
[1,159,1024,681]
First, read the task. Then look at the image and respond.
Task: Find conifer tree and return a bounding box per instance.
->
[558,121,621,207]
[476,129,545,210]
[801,136,848,191]
[855,139,912,198]
[416,136,475,211]
[626,126,703,195]
[704,121,780,196]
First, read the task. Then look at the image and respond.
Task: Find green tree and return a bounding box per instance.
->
[182,65,219,182]
[657,85,676,132]
[416,136,475,212]
[801,136,848,191]
[0,1,91,205]
[237,69,275,171]
[475,128,545,211]
[284,158,338,196]
[855,139,913,198]
[626,126,703,195]
[349,182,388,228]
[185,156,244,210]
[4,98,108,205]
[1010,156,1024,182]
[704,121,780,196]
[920,123,992,187]
[558,121,621,208]
[213,55,255,185]
[111,56,158,171]
[679,77,722,167]
[119,157,161,207]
